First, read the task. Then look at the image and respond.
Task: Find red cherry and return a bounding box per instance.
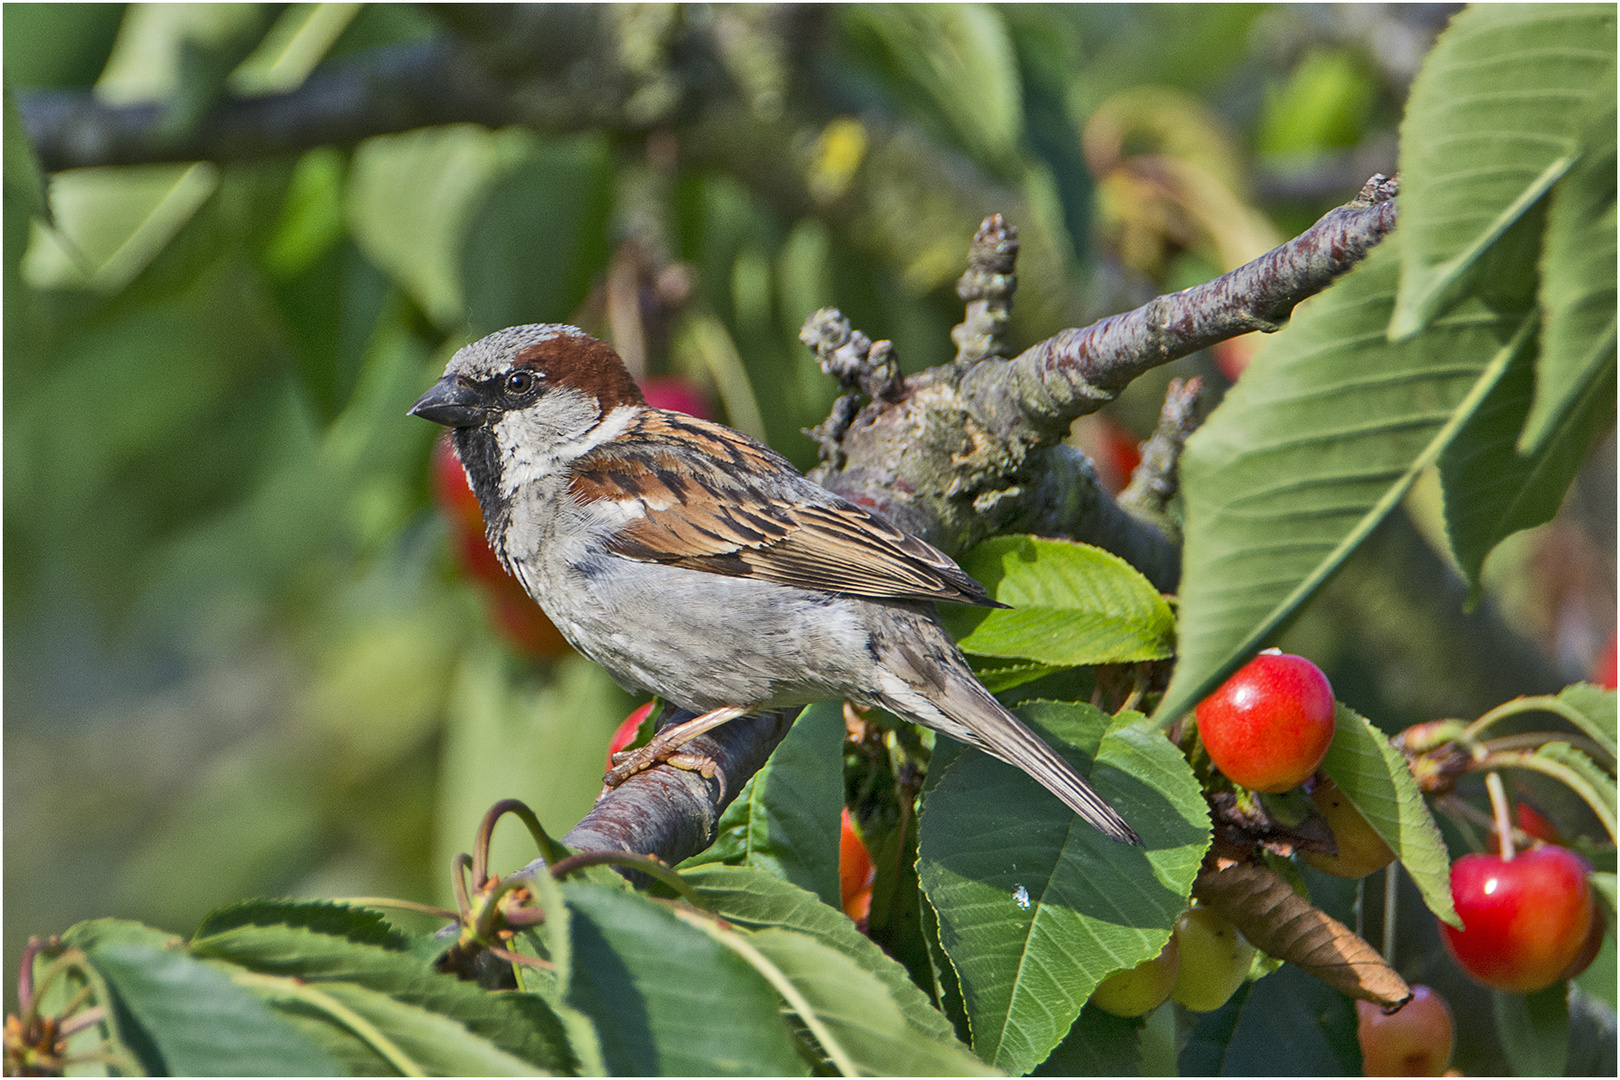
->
[1494,801,1564,847]
[639,375,714,419]
[1558,902,1607,982]
[606,701,658,771]
[453,518,510,588]
[1214,335,1259,381]
[1195,651,1337,793]
[1441,846,1595,993]
[1355,984,1455,1076]
[839,808,875,929]
[1594,634,1617,689]
[488,588,574,661]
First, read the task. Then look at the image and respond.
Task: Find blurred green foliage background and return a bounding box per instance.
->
[4,7,1610,1056]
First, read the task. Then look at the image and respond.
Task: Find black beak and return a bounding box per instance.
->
[409,376,489,427]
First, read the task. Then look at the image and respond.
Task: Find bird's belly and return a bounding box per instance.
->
[533,554,877,713]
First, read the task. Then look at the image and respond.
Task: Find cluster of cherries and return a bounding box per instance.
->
[1148,649,1599,1076]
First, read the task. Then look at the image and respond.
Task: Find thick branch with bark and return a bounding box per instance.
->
[559,709,799,868]
[959,176,1400,441]
[804,180,1399,590]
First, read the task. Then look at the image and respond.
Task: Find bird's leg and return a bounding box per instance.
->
[599,705,751,796]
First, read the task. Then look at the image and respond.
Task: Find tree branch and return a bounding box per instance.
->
[959,175,1400,440]
[558,708,800,867]
[803,180,1398,591]
[18,40,514,172]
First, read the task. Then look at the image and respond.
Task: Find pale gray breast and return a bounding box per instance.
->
[533,551,883,712]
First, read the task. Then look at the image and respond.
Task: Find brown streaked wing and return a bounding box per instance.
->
[568,415,1001,607]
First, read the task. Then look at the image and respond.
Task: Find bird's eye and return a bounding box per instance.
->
[504,370,535,395]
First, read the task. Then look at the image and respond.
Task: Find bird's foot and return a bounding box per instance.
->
[598,704,748,798]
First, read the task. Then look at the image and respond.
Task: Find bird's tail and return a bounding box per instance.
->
[908,667,1142,846]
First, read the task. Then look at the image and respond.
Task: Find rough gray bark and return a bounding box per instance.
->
[560,709,799,868]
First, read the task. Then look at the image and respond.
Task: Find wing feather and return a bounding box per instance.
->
[569,412,1001,607]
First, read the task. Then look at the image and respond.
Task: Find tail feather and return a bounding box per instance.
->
[903,673,1142,846]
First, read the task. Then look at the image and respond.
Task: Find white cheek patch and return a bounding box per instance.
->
[492,398,638,498]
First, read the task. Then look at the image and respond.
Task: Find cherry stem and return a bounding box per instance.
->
[16,937,44,1017]
[1485,771,1515,861]
[1381,863,1398,965]
[1119,663,1148,714]
[1484,731,1610,759]
[1439,793,1527,852]
[472,800,568,886]
[1473,750,1619,844]
[452,853,474,919]
[55,1004,105,1039]
[488,946,555,972]
[1463,694,1608,748]
[472,876,534,941]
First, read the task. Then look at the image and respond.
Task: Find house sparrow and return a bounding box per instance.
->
[410,325,1140,845]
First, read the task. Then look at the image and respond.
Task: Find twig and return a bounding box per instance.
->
[1119,375,1205,524]
[18,40,511,172]
[950,214,1019,366]
[959,176,1399,439]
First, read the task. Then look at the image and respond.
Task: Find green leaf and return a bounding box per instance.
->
[1494,984,1570,1078]
[745,927,997,1076]
[1391,4,1615,336]
[969,659,1071,694]
[191,910,577,1073]
[3,84,49,224]
[943,535,1175,665]
[1525,71,1618,453]
[461,134,614,336]
[844,5,1023,167]
[1528,742,1618,841]
[1319,705,1460,926]
[20,162,219,292]
[917,703,1209,1074]
[1178,963,1362,1076]
[512,867,611,1077]
[683,862,961,1044]
[563,882,808,1076]
[346,124,532,329]
[252,978,546,1077]
[1591,871,1618,919]
[63,919,340,1076]
[196,898,411,949]
[1033,1007,1143,1077]
[1158,234,1538,725]
[692,702,846,908]
[1556,683,1619,761]
[1438,311,1615,591]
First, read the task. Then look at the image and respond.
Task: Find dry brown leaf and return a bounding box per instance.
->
[1193,859,1411,1008]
